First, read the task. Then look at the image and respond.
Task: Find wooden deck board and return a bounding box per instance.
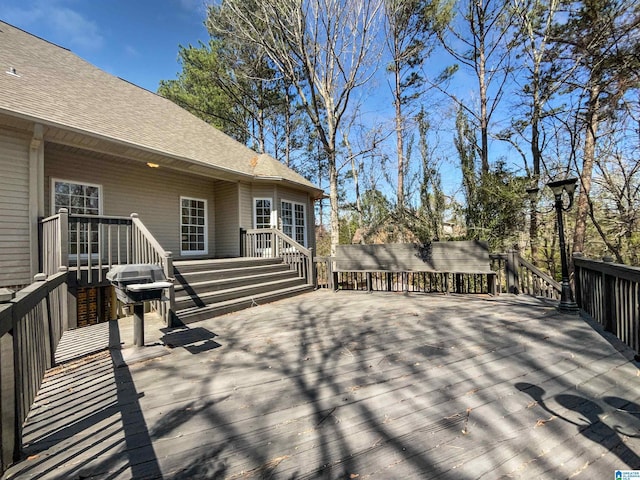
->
[3,291,640,479]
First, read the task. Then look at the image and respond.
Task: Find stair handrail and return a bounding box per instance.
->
[130,213,175,325]
[272,229,313,285]
[517,255,561,294]
[491,250,561,298]
[243,228,313,285]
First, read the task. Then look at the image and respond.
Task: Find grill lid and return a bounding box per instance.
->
[106,264,167,285]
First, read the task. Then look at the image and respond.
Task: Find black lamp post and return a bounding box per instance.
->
[548,178,579,313]
[526,178,579,313]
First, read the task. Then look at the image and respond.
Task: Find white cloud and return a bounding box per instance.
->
[124,45,139,57]
[49,7,103,50]
[0,1,103,50]
[177,0,208,15]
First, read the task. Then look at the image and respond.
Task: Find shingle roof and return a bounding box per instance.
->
[0,21,322,195]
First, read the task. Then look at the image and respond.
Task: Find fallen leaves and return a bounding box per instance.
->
[535,415,556,427]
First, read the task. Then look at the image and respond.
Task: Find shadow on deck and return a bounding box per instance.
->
[3,291,640,479]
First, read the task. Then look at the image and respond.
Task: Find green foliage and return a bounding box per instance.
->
[417,108,445,240]
[469,163,528,251]
[157,41,249,143]
[455,105,527,250]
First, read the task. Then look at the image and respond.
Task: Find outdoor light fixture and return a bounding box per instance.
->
[546,177,579,314]
[146,162,159,168]
[526,186,539,203]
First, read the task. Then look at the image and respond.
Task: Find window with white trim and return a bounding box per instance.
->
[254,198,272,229]
[281,200,306,246]
[52,179,101,215]
[52,179,102,256]
[181,197,207,255]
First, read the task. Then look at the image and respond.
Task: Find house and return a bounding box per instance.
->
[0,21,323,325]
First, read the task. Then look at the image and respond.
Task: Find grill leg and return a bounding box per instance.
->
[133,303,144,347]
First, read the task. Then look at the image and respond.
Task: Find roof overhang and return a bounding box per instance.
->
[0,109,323,195]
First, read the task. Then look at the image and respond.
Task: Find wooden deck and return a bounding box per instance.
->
[3,291,640,479]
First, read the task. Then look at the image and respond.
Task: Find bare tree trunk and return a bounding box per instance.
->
[329,154,340,255]
[477,5,490,175]
[530,100,541,263]
[573,83,600,255]
[284,88,292,167]
[394,57,405,208]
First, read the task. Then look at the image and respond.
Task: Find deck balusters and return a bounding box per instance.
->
[241,228,313,286]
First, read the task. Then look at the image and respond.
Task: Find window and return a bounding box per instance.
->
[254,198,272,229]
[52,179,102,257]
[181,197,207,255]
[52,179,101,215]
[281,200,306,246]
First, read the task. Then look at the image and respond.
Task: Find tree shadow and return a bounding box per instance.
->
[9,292,639,479]
[516,382,640,469]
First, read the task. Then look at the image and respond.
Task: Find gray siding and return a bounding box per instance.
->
[44,144,218,258]
[0,130,30,286]
[214,181,239,257]
[238,182,252,229]
[237,182,316,251]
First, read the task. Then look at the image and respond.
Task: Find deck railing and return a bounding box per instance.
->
[0,270,68,474]
[39,211,175,324]
[130,214,175,324]
[574,254,640,354]
[241,228,313,285]
[490,250,561,299]
[314,248,561,298]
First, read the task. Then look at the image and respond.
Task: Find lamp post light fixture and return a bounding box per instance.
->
[525,178,579,313]
[547,177,579,313]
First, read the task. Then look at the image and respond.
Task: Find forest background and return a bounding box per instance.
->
[158,0,640,277]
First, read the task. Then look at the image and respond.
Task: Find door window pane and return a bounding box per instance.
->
[181,197,207,254]
[281,200,306,246]
[255,199,272,229]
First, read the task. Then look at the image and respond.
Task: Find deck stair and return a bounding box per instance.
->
[172,257,313,324]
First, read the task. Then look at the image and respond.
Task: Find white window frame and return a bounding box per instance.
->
[180,196,208,256]
[281,199,307,246]
[253,197,275,229]
[51,178,103,260]
[51,178,103,216]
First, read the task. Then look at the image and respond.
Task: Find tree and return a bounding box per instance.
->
[548,0,640,255]
[454,105,479,231]
[504,0,562,263]
[454,105,526,249]
[438,0,514,174]
[587,110,640,263]
[158,41,249,143]
[383,0,452,210]
[416,108,445,240]
[209,0,384,254]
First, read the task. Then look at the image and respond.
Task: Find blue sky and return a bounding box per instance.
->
[0,0,210,92]
[0,0,523,202]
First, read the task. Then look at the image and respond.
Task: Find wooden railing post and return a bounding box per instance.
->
[11,305,22,467]
[572,252,583,311]
[602,255,615,333]
[272,230,278,258]
[35,273,56,370]
[163,251,176,327]
[58,208,69,272]
[0,289,15,473]
[239,228,246,257]
[506,249,520,294]
[306,248,314,286]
